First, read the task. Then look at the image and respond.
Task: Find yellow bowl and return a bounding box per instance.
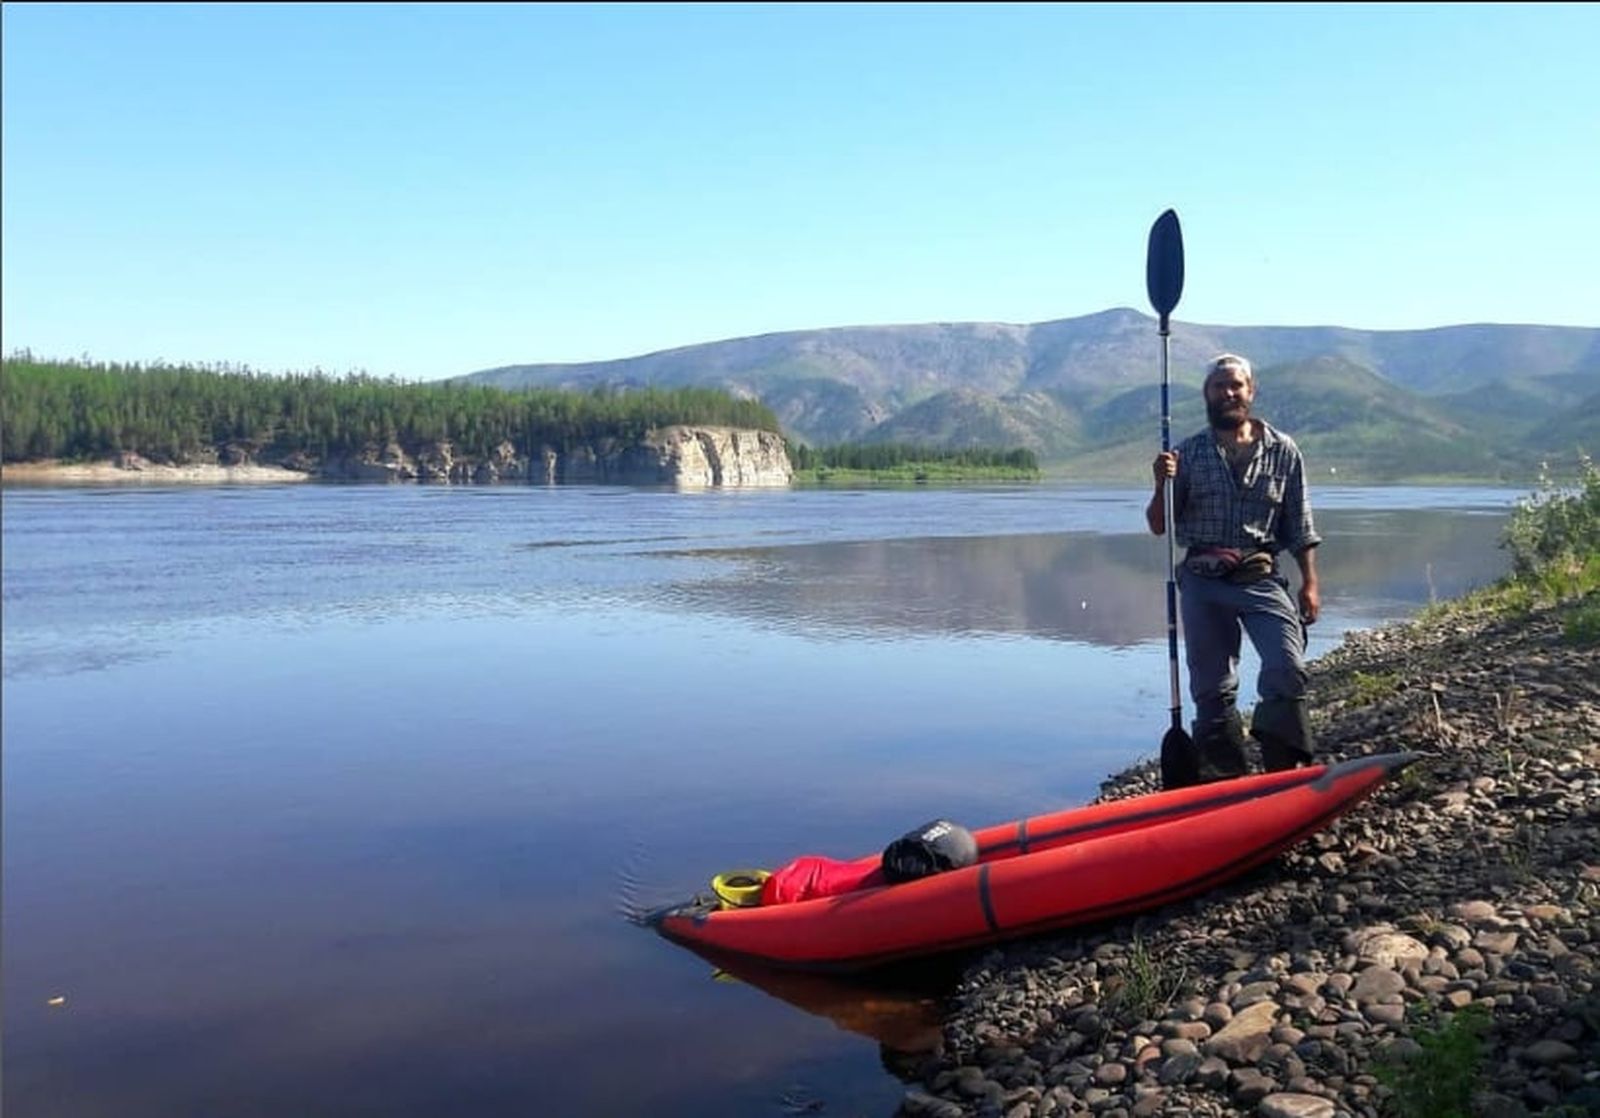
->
[711,869,770,909]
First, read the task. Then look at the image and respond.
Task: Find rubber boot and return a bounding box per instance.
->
[1252,697,1315,772]
[1194,709,1249,783]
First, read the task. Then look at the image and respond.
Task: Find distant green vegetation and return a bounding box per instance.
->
[789,442,1040,482]
[1419,453,1600,644]
[0,355,782,464]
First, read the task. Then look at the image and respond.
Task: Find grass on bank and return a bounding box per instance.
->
[789,443,1041,484]
[1374,1002,1491,1118]
[1348,669,1403,706]
[797,463,1042,484]
[1104,933,1188,1024]
[1417,453,1600,645]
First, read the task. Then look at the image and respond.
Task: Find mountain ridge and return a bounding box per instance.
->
[456,310,1599,478]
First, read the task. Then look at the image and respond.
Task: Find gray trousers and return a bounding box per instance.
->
[1176,566,1308,734]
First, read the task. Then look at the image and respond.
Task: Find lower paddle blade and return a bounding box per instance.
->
[1160,726,1200,791]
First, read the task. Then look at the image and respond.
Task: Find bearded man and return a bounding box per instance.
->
[1145,353,1322,783]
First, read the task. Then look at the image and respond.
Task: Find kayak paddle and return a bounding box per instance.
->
[1146,209,1199,790]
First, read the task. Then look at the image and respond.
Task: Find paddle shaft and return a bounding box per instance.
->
[1146,208,1193,784]
[1160,324,1182,732]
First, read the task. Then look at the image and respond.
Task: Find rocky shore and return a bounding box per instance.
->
[899,597,1599,1118]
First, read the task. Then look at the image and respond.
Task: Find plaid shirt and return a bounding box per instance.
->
[1172,421,1321,555]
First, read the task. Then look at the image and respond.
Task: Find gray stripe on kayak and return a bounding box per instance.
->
[1311,751,1421,792]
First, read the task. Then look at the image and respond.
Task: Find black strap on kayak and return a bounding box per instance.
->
[976,865,1000,932]
[1016,819,1030,855]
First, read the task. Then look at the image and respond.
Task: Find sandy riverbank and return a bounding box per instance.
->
[2,459,314,485]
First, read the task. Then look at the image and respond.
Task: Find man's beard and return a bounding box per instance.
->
[1208,399,1250,430]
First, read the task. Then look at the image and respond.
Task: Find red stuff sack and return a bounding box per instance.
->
[760,855,883,905]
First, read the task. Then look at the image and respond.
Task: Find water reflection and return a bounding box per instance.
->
[687,946,953,1058]
[652,508,1511,648]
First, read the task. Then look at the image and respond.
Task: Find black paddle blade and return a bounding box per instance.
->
[1160,725,1199,791]
[1145,209,1185,332]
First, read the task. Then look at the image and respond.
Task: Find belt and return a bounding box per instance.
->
[1183,547,1277,583]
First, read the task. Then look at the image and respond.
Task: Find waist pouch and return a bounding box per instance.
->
[1184,547,1276,584]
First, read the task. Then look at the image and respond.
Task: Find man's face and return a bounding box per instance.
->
[1205,368,1254,430]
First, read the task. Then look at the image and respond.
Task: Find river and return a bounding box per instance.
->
[0,481,1518,1117]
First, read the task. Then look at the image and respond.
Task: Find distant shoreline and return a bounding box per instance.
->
[794,467,1041,484]
[0,457,1537,490]
[1,459,313,485]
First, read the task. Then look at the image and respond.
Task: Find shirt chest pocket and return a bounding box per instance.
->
[1252,474,1285,501]
[1243,472,1286,524]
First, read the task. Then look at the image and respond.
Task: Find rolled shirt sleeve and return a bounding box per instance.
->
[1275,443,1321,555]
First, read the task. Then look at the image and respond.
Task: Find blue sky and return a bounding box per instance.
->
[3,3,1596,381]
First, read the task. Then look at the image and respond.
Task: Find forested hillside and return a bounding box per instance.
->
[0,357,782,465]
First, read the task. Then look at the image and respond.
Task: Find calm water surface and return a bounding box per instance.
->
[1,482,1517,1117]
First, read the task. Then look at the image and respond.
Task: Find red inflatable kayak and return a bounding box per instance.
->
[649,753,1417,970]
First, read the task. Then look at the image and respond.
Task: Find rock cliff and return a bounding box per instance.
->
[309,426,792,487]
[5,428,793,487]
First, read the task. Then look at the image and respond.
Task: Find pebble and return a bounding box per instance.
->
[1258,1095,1336,1118]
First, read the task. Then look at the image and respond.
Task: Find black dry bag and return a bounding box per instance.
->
[881,819,978,884]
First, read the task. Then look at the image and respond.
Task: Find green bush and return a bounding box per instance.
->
[1501,453,1600,581]
[1563,595,1600,646]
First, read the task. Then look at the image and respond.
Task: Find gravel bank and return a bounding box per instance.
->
[899,598,1599,1117]
[1,458,312,484]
